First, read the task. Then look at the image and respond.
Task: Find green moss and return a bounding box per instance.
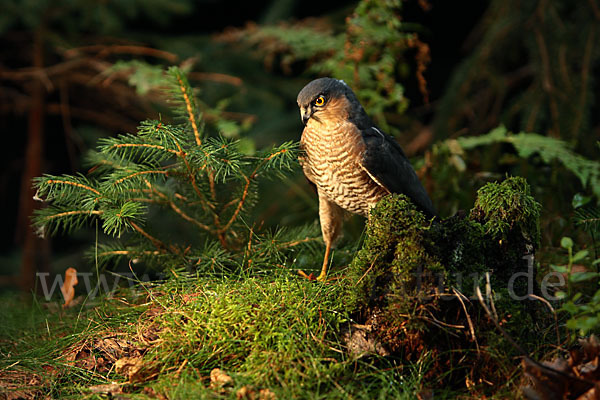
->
[347,178,542,314]
[429,216,486,270]
[344,194,434,313]
[343,178,546,390]
[0,272,430,399]
[470,176,541,248]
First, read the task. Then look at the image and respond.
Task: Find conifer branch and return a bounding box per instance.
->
[32,67,299,270]
[130,221,173,252]
[174,73,201,146]
[277,237,320,249]
[98,250,162,257]
[173,193,189,202]
[219,175,252,235]
[147,185,214,233]
[219,148,290,235]
[220,198,240,213]
[109,142,179,155]
[169,70,224,237]
[113,170,170,185]
[128,197,157,204]
[45,179,101,196]
[65,44,178,62]
[44,210,103,219]
[206,168,226,245]
[134,177,214,235]
[168,129,214,213]
[208,169,218,202]
[168,200,213,233]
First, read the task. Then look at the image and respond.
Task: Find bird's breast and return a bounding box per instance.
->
[300,122,387,216]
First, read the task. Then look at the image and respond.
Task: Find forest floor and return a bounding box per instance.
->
[0,266,531,399]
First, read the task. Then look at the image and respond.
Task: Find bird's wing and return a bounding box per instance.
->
[360,126,436,218]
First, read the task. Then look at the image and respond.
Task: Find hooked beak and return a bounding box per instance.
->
[300,106,312,125]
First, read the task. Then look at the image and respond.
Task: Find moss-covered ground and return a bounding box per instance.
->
[1,272,460,399]
[0,177,555,398]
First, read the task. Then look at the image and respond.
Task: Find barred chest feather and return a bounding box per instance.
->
[300,120,388,217]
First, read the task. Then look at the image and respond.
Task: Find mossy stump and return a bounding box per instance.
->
[343,176,542,388]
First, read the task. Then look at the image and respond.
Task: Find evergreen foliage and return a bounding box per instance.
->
[220,0,430,134]
[32,67,306,271]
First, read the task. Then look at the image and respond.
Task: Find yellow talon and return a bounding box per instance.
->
[316,242,331,282]
[298,241,331,282]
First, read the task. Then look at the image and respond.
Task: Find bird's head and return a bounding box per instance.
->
[296,77,366,127]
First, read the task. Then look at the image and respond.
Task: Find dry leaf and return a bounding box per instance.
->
[210,368,233,390]
[143,386,169,400]
[258,388,276,400]
[0,370,45,400]
[236,386,256,399]
[341,323,390,357]
[522,336,600,399]
[235,386,277,400]
[115,356,144,382]
[88,383,122,395]
[60,267,78,308]
[576,385,600,400]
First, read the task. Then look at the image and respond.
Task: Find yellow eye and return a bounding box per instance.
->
[314,95,326,106]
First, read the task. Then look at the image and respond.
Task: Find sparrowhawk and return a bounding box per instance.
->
[297,77,436,281]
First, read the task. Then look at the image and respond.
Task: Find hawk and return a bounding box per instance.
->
[297,77,436,281]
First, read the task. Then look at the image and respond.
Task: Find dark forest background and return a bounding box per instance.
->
[1,0,598,290]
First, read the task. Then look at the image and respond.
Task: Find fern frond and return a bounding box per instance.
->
[457,126,600,199]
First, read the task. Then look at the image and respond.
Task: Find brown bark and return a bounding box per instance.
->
[16,26,48,292]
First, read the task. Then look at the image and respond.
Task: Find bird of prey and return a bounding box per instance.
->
[297,77,436,281]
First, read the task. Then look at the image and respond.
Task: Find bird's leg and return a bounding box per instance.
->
[315,193,343,282]
[317,241,332,282]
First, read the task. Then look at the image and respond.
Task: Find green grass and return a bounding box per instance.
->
[0,269,437,399]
